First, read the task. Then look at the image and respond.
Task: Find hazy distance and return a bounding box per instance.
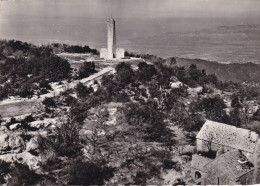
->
[1,0,260,63]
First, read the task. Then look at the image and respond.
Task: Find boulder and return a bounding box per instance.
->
[0,126,8,132]
[26,136,39,152]
[9,123,21,130]
[29,118,56,129]
[16,152,40,170]
[0,134,9,151]
[0,153,15,162]
[8,135,25,153]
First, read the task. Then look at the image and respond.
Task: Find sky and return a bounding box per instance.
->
[0,0,260,19]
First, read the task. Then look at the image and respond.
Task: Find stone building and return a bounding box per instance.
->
[191,120,260,184]
[100,18,125,59]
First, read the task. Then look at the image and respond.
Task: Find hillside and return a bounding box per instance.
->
[172,57,260,83]
[0,40,260,185]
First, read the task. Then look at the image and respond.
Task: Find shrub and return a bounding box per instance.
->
[42,97,56,108]
[0,160,11,184]
[8,162,42,185]
[0,86,8,100]
[16,83,34,98]
[38,120,82,157]
[77,62,97,79]
[75,83,93,98]
[0,40,71,98]
[39,79,52,90]
[115,62,135,86]
[65,158,114,185]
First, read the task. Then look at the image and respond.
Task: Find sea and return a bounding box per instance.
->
[1,0,260,64]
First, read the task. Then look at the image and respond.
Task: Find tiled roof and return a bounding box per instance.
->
[205,150,254,178]
[197,120,259,153]
[191,154,213,171]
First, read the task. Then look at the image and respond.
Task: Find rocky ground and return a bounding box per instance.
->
[1,51,259,184]
[0,53,145,178]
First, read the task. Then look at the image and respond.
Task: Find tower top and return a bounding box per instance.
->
[107,17,115,22]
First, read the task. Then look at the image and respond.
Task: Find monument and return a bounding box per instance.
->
[100,18,125,59]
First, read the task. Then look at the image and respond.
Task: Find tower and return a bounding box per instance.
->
[107,18,116,59]
[100,18,125,59]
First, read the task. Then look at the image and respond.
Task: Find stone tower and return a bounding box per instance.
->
[100,18,125,59]
[107,18,116,59]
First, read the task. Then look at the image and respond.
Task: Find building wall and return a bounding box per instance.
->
[116,48,125,59]
[196,138,259,184]
[190,167,206,183]
[205,167,236,185]
[253,140,260,183]
[239,170,255,185]
[192,164,254,185]
[100,48,108,59]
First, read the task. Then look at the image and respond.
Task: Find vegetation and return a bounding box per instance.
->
[77,62,97,79]
[175,57,260,83]
[51,43,99,54]
[0,40,71,99]
[1,40,260,184]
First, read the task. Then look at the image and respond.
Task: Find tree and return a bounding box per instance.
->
[123,101,175,148]
[137,62,157,83]
[229,108,241,126]
[38,119,82,157]
[189,64,201,82]
[75,83,93,98]
[231,94,242,108]
[192,96,229,123]
[115,62,135,86]
[42,97,56,108]
[0,86,8,101]
[182,112,205,132]
[16,83,34,98]
[65,158,114,185]
[78,62,97,79]
[39,79,52,90]
[253,108,260,121]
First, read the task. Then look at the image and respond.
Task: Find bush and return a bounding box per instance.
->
[0,40,71,98]
[38,120,82,157]
[0,160,11,184]
[42,97,56,108]
[115,62,135,86]
[39,79,52,90]
[77,62,97,79]
[51,43,99,54]
[0,86,8,100]
[137,62,157,82]
[8,162,42,185]
[65,158,114,185]
[16,83,34,98]
[190,96,228,123]
[75,83,93,98]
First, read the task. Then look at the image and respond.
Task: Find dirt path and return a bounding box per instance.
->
[0,67,115,118]
[0,100,40,118]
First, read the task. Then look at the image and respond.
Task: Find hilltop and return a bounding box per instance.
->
[0,40,260,185]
